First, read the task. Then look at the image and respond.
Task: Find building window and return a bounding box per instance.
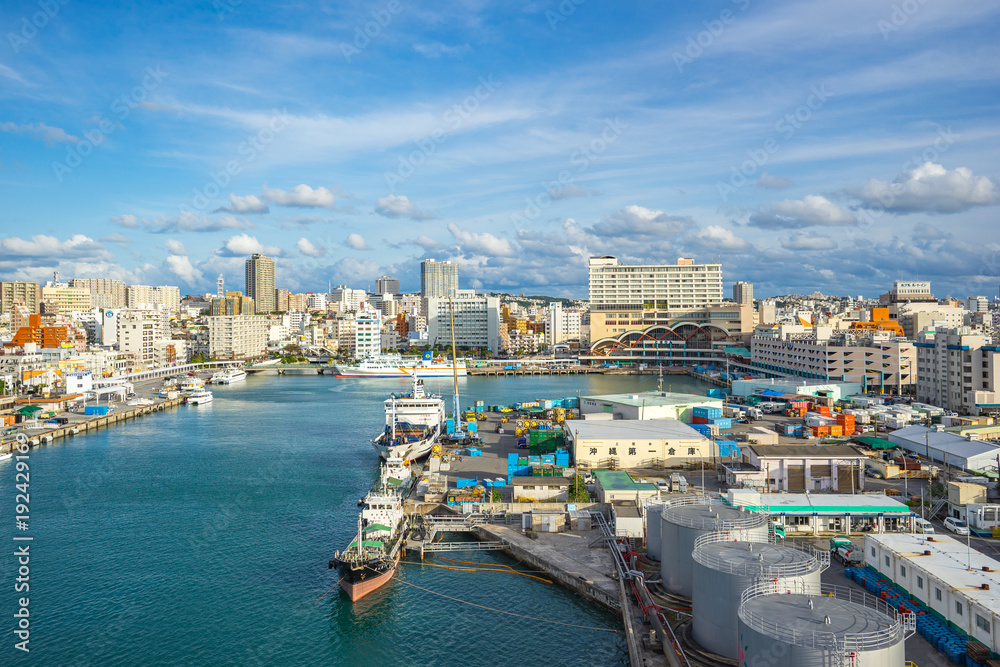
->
[956,601,963,616]
[901,565,906,577]
[884,555,890,567]
[917,576,923,589]
[935,588,942,601]
[977,614,990,632]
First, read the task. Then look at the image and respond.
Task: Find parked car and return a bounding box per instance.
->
[655,479,669,492]
[944,517,970,536]
[864,467,883,479]
[913,518,935,534]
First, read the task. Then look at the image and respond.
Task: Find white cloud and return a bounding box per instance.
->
[110,214,138,228]
[343,233,369,251]
[0,121,79,144]
[220,233,281,257]
[219,193,270,214]
[757,172,792,190]
[330,257,380,285]
[548,184,598,199]
[749,195,856,229]
[410,235,444,251]
[374,195,434,220]
[448,223,517,257]
[165,255,204,285]
[0,234,111,262]
[413,42,472,59]
[99,233,131,244]
[594,205,692,238]
[164,239,187,254]
[262,184,335,207]
[850,162,1000,214]
[780,232,838,250]
[297,237,325,257]
[688,225,752,252]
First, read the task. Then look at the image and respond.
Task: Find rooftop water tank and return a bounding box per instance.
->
[691,534,829,660]
[659,496,769,597]
[738,581,912,667]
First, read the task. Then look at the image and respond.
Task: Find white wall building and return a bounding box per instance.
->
[354,308,381,358]
[207,315,269,361]
[866,533,1000,654]
[329,285,367,313]
[426,295,501,353]
[306,293,327,311]
[568,419,711,469]
[116,309,167,370]
[545,302,583,346]
[915,327,1000,415]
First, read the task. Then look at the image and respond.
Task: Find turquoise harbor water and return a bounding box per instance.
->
[1,372,711,666]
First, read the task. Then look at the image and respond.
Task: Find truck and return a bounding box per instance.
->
[830,537,864,565]
[724,404,763,422]
[758,401,783,414]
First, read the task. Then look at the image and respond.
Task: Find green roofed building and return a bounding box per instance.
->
[592,469,658,503]
[726,489,913,535]
[851,435,898,450]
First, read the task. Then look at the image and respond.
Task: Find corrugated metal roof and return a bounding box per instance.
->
[569,419,707,441]
[888,425,1000,461]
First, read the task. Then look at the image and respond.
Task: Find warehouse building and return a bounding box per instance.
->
[730,377,862,402]
[866,533,1000,654]
[727,489,913,535]
[579,390,722,423]
[568,419,711,469]
[887,425,1000,472]
[743,444,868,492]
[510,477,571,502]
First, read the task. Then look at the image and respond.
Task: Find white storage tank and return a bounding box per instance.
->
[737,581,912,667]
[644,499,666,560]
[692,534,828,659]
[659,496,769,597]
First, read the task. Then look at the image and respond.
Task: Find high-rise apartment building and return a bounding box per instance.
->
[126,285,180,313]
[966,296,989,313]
[0,282,41,314]
[733,281,753,307]
[545,302,583,346]
[329,285,367,313]
[117,309,168,370]
[588,256,724,341]
[376,276,401,295]
[245,253,276,313]
[208,315,269,361]
[420,259,458,299]
[274,288,289,313]
[70,278,126,309]
[41,281,92,315]
[915,326,1000,416]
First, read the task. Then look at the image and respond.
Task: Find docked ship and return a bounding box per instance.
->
[210,368,247,384]
[372,375,444,461]
[184,388,214,405]
[336,352,467,378]
[329,458,411,601]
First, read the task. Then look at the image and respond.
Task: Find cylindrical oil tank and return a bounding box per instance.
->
[644,499,666,560]
[691,536,828,660]
[737,582,910,667]
[659,496,769,597]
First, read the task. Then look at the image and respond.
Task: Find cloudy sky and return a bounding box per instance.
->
[1,0,999,299]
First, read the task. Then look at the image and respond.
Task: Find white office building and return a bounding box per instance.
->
[354,308,382,358]
[116,309,168,370]
[545,302,583,346]
[426,295,501,353]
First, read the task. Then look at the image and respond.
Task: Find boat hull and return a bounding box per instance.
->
[336,364,468,378]
[372,428,438,461]
[338,556,399,602]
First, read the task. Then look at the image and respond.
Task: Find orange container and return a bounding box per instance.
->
[830,425,843,437]
[1,416,13,426]
[818,406,831,417]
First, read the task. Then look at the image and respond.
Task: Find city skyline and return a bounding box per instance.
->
[1,1,998,299]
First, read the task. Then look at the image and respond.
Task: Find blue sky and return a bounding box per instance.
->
[1,0,999,299]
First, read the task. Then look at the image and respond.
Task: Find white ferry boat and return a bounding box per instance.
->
[185,388,214,405]
[211,368,247,384]
[336,352,467,378]
[372,376,444,461]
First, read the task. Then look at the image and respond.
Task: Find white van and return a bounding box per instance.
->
[913,518,935,534]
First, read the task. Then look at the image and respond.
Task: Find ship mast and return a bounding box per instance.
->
[448,297,461,432]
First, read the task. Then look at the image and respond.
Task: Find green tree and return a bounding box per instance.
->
[569,475,589,502]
